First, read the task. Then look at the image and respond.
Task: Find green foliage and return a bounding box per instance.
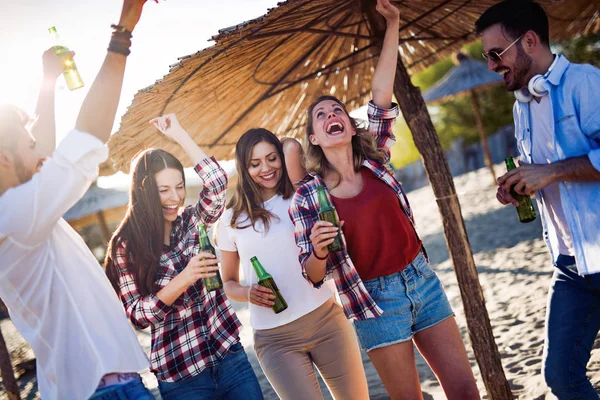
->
[554,34,600,67]
[390,121,420,168]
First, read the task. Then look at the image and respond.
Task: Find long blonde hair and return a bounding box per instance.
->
[305,96,387,187]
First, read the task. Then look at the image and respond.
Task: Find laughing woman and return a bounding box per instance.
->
[216,128,369,400]
[288,0,479,399]
[105,114,263,400]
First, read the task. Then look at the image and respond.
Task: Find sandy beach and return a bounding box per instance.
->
[2,163,599,399]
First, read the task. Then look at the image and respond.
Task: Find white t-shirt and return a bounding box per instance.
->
[217,194,333,330]
[530,96,575,256]
[0,131,149,400]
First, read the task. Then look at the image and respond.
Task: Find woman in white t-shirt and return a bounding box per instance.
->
[217,128,368,399]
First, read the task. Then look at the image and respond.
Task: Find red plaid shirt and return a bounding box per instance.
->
[113,157,241,382]
[289,101,426,321]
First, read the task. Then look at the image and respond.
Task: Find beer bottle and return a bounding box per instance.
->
[504,157,537,223]
[316,185,344,253]
[197,223,223,291]
[48,27,84,91]
[250,256,288,314]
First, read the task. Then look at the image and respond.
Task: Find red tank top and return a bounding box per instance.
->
[332,168,421,281]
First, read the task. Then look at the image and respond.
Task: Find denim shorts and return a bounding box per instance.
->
[353,253,454,352]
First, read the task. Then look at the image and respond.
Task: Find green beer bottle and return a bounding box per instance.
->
[197,223,223,291]
[48,27,84,91]
[504,157,537,223]
[316,185,344,253]
[250,256,288,314]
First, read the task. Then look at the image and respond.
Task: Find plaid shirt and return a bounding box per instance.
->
[289,101,426,321]
[113,157,241,382]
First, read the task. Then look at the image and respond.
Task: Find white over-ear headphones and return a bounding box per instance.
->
[514,54,560,103]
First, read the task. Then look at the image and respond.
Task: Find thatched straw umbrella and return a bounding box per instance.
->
[423,52,503,183]
[64,184,128,243]
[102,1,599,398]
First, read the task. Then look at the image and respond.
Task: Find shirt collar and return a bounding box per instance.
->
[546,54,569,86]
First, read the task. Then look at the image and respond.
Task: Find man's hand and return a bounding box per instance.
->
[498,161,556,196]
[496,185,518,206]
[42,48,73,82]
[118,0,155,32]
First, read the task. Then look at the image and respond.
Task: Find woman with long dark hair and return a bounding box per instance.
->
[216,128,368,399]
[105,114,263,400]
[288,0,479,398]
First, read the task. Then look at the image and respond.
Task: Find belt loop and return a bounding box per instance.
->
[379,276,386,291]
[412,258,421,278]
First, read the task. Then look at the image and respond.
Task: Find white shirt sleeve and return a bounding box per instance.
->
[0,130,108,246]
[215,210,237,252]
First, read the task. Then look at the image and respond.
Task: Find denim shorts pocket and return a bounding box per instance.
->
[417,261,436,280]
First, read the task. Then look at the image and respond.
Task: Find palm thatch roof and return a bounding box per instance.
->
[101,0,600,175]
[423,53,503,103]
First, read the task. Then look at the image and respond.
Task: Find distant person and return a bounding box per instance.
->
[288,0,479,398]
[0,1,156,399]
[104,114,263,400]
[477,1,600,397]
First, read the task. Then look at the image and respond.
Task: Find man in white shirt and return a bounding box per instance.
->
[0,1,156,399]
[476,1,600,398]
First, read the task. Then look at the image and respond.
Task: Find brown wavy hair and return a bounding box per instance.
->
[227,128,293,232]
[105,149,185,296]
[305,95,386,188]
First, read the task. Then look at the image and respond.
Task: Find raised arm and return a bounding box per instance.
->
[151,113,227,224]
[31,49,72,157]
[150,113,209,164]
[75,0,151,142]
[281,137,307,186]
[371,0,400,109]
[0,0,153,246]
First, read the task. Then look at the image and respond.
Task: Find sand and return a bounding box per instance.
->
[2,163,600,399]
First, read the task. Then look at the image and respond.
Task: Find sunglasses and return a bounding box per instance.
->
[482,34,524,63]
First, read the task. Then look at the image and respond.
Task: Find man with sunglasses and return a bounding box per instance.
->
[476,1,600,398]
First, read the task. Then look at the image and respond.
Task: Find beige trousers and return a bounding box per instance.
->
[254,298,369,400]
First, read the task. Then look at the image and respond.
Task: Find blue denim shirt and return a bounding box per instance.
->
[513,55,600,275]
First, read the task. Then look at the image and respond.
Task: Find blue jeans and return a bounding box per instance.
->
[89,377,155,400]
[157,343,263,400]
[543,255,600,399]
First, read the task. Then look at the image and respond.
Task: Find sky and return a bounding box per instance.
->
[0,0,280,187]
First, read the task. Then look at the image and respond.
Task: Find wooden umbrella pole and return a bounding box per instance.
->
[470,89,497,183]
[394,57,512,399]
[0,326,20,400]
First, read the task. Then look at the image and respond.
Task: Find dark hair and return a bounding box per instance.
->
[105,149,185,296]
[227,128,293,232]
[475,0,550,46]
[0,104,30,151]
[305,95,386,187]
